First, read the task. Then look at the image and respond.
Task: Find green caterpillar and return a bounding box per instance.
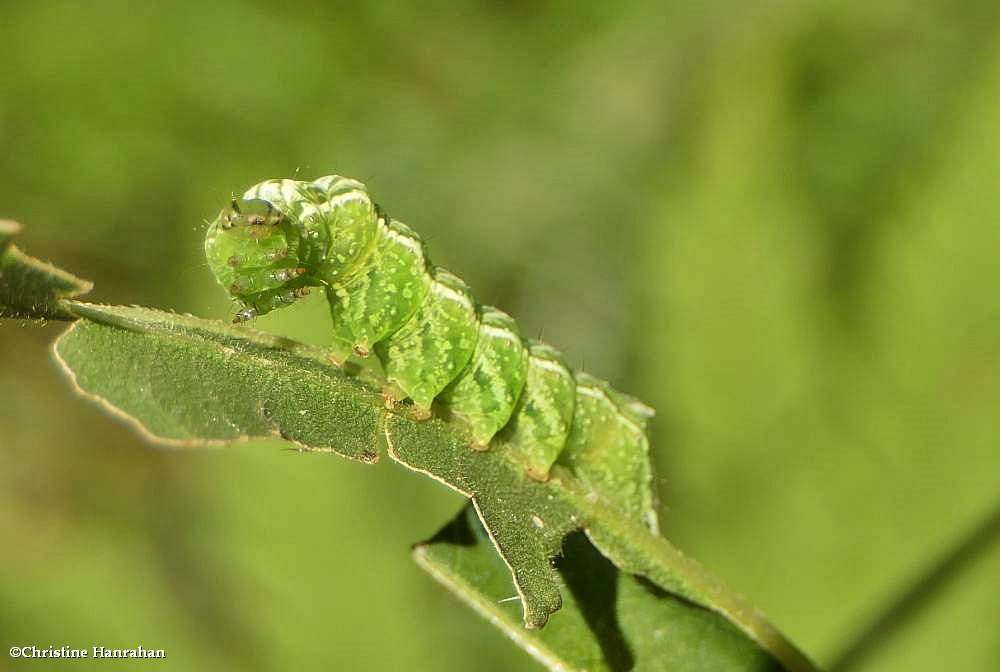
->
[205,175,658,532]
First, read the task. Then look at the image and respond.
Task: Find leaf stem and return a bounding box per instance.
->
[828,501,1000,672]
[558,472,820,672]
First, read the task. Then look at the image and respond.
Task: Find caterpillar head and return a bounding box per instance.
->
[204,197,310,323]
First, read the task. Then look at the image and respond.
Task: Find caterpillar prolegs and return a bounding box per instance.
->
[205,175,658,532]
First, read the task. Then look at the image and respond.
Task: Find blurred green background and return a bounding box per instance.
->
[2,1,999,670]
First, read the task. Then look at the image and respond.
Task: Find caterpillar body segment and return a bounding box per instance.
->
[327,217,430,358]
[438,306,530,449]
[204,175,659,532]
[502,342,576,482]
[560,373,659,534]
[375,269,479,416]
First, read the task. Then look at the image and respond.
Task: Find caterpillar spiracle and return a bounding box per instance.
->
[204,175,658,532]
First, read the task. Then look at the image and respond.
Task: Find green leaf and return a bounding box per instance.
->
[54,302,383,460]
[416,504,785,672]
[0,220,93,320]
[52,302,815,672]
[388,416,816,671]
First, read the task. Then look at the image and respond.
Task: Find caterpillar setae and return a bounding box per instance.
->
[205,175,658,532]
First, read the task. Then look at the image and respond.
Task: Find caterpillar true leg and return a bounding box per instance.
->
[233,307,256,323]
